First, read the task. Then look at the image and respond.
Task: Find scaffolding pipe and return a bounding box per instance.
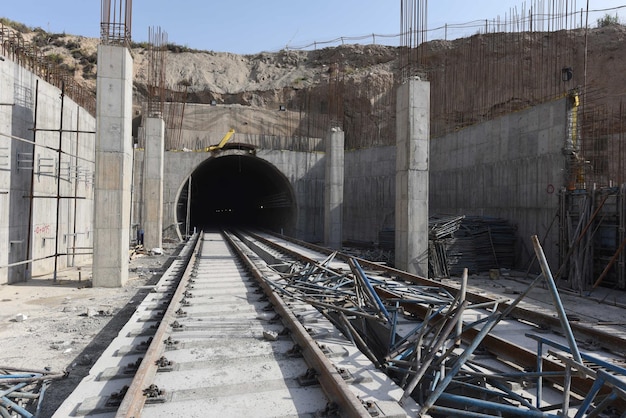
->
[531,235,583,364]
[348,258,391,321]
[399,300,468,405]
[436,393,559,417]
[455,268,468,345]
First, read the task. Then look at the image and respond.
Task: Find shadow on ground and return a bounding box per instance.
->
[38,247,181,418]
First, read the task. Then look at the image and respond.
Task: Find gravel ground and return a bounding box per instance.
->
[0,243,180,417]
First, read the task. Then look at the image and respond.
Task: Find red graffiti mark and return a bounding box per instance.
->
[34,224,51,235]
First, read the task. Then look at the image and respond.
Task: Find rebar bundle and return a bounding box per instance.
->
[0,24,96,115]
[100,0,132,46]
[146,27,167,118]
[400,0,428,81]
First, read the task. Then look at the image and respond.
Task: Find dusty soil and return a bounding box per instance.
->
[0,245,179,417]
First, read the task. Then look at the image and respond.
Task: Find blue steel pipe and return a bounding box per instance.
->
[349,258,391,321]
[35,381,49,418]
[389,302,399,347]
[0,396,33,418]
[585,391,618,418]
[388,304,446,355]
[399,300,469,405]
[416,272,546,417]
[527,333,626,376]
[574,375,606,418]
[536,339,544,408]
[451,378,537,410]
[437,393,561,417]
[0,374,38,380]
[0,383,27,398]
[531,235,583,364]
[429,405,510,417]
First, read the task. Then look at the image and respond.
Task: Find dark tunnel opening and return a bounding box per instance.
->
[176,154,296,235]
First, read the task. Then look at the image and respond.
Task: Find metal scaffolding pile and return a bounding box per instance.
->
[559,185,626,291]
[261,238,626,416]
[0,366,66,417]
[428,215,517,278]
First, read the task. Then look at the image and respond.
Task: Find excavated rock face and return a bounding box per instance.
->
[13,24,626,147]
[135,44,401,147]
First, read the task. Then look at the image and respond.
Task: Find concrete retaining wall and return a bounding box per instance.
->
[0,58,96,284]
[430,99,567,269]
[139,95,566,274]
[0,53,567,284]
[343,146,396,245]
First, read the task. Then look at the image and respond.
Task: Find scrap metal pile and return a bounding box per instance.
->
[0,367,66,417]
[429,215,517,278]
[263,238,626,417]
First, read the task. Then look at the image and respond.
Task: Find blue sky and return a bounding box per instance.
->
[1,1,624,54]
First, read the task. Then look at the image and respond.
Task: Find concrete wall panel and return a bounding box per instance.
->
[431,99,567,269]
[0,57,95,283]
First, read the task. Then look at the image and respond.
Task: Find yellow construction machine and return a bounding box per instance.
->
[206,129,235,152]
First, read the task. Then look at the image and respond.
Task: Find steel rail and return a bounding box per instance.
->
[223,231,371,418]
[115,233,202,418]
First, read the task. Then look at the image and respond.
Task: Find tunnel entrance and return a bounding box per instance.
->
[176,153,296,235]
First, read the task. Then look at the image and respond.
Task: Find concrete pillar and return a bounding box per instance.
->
[324,128,344,249]
[142,117,164,250]
[395,78,430,276]
[93,45,133,287]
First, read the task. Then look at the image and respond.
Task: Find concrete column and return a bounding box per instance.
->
[93,45,133,287]
[395,78,430,276]
[324,128,344,249]
[142,117,165,250]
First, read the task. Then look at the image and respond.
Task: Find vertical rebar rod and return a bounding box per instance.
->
[25,80,39,280]
[53,83,66,282]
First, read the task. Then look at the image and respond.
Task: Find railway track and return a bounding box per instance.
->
[53,230,626,417]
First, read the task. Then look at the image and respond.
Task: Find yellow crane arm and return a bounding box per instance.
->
[207,129,235,151]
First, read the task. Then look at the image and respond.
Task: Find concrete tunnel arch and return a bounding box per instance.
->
[175,152,297,235]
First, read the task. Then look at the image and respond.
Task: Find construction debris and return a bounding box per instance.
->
[261,239,626,417]
[0,366,67,417]
[429,215,517,278]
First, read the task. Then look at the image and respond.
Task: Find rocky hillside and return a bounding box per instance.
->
[3,21,397,109]
[4,18,626,147]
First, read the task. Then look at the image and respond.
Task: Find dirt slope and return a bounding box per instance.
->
[5,22,626,145]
